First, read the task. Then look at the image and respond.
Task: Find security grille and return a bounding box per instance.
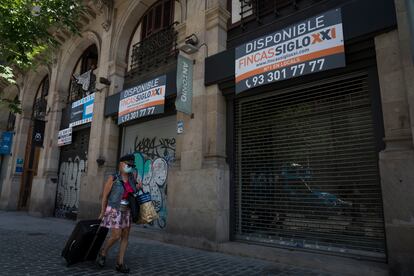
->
[55,128,90,220]
[234,73,386,260]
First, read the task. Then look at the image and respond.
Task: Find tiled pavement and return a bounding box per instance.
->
[0,211,332,276]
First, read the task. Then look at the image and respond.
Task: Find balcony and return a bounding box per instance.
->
[33,98,47,120]
[228,0,324,48]
[68,71,96,103]
[126,23,178,82]
[239,0,302,27]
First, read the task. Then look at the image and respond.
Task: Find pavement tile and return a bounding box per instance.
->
[0,212,333,276]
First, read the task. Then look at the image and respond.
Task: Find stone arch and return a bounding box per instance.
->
[56,30,102,95]
[2,84,19,101]
[0,85,20,128]
[111,0,158,74]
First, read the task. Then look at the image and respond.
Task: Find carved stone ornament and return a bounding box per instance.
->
[96,0,114,31]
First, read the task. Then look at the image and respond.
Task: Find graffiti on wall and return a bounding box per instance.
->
[133,136,176,229]
[55,156,86,219]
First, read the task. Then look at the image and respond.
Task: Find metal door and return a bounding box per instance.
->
[18,124,40,210]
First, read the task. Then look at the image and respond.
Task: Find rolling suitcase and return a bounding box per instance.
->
[61,219,108,266]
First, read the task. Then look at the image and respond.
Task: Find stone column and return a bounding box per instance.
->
[0,85,19,207]
[0,111,31,210]
[167,0,230,243]
[29,65,66,217]
[204,3,231,242]
[376,0,414,274]
[28,95,65,216]
[77,21,119,220]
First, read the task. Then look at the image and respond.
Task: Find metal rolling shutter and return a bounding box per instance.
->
[234,73,386,260]
[55,128,90,220]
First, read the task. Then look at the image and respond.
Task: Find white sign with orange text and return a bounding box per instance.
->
[118,75,166,125]
[235,9,345,93]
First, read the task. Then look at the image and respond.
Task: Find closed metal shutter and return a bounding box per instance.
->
[234,73,386,260]
[55,128,90,220]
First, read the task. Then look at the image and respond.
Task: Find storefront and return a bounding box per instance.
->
[54,45,98,219]
[19,77,49,210]
[205,0,396,261]
[55,123,91,220]
[105,69,177,229]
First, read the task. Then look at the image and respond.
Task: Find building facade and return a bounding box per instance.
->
[0,0,413,274]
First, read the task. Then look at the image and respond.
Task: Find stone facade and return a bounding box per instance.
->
[0,0,413,274]
[376,0,414,274]
[0,0,230,242]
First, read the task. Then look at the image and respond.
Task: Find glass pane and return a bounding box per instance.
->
[154,4,162,31]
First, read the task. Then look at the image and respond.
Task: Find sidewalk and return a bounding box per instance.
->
[0,211,332,276]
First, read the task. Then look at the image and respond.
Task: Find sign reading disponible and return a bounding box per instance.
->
[235,8,345,93]
[69,93,95,127]
[58,127,72,147]
[118,75,166,125]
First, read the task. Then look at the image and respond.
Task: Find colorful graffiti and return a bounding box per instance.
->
[133,136,176,229]
[55,156,86,219]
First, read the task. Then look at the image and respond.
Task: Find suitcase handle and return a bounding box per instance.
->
[69,240,76,252]
[84,219,105,261]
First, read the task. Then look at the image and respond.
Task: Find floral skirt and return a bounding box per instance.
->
[100,206,131,229]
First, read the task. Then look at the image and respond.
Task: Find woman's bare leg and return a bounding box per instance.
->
[117,226,131,264]
[101,228,121,256]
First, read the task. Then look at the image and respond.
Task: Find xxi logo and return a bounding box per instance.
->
[312,27,337,44]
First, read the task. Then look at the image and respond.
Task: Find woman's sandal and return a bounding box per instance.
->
[115,263,130,274]
[96,252,106,268]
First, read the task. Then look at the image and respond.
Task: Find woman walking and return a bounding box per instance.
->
[96,154,141,274]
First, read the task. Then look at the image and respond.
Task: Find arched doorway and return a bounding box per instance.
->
[18,76,49,210]
[125,0,177,84]
[54,44,98,220]
[117,0,178,229]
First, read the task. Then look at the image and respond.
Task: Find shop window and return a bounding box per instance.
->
[141,0,174,39]
[68,44,98,103]
[127,0,177,79]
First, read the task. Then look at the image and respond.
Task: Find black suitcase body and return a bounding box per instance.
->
[62,219,108,266]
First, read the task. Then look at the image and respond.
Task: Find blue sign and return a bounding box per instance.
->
[15,158,23,173]
[0,131,14,155]
[69,93,95,127]
[177,120,184,134]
